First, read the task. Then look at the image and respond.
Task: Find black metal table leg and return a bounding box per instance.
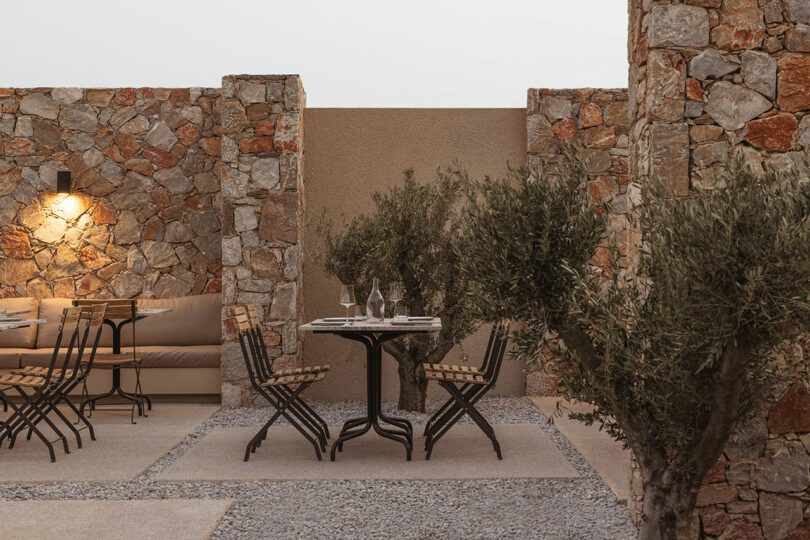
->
[79,318,150,419]
[329,331,413,461]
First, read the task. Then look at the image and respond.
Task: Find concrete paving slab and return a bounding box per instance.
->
[530,397,631,503]
[0,404,218,482]
[0,499,232,540]
[157,423,579,482]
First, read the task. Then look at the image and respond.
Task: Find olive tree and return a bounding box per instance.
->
[317,168,479,412]
[461,152,810,540]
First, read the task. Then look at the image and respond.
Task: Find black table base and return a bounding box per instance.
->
[80,318,152,421]
[321,331,415,461]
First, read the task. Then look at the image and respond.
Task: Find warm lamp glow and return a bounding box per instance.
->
[50,194,82,217]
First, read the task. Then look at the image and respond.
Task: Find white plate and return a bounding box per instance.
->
[322,317,367,322]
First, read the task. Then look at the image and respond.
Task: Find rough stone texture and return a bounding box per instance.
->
[745,114,799,152]
[741,50,777,99]
[649,5,710,48]
[220,75,305,407]
[711,0,766,51]
[705,82,773,131]
[778,54,810,112]
[761,493,803,540]
[769,383,810,434]
[690,49,740,81]
[0,87,222,299]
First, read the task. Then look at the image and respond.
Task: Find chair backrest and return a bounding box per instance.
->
[42,307,82,387]
[245,304,275,376]
[72,298,136,320]
[481,321,511,385]
[72,304,108,378]
[73,298,136,351]
[233,305,265,388]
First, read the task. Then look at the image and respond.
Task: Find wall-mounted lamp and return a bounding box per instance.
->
[56,171,71,194]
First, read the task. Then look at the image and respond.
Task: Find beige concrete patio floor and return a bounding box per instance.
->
[0,404,218,482]
[0,499,232,540]
[530,397,631,503]
[157,423,579,482]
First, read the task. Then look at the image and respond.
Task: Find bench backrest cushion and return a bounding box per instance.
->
[0,297,39,348]
[36,298,78,349]
[120,293,222,347]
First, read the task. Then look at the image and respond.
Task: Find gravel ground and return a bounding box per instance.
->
[0,397,637,539]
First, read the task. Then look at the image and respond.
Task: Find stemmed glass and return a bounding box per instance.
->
[339,284,356,326]
[389,282,404,319]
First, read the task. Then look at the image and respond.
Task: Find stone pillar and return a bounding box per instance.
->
[219,75,305,407]
[627,0,810,534]
[629,0,810,195]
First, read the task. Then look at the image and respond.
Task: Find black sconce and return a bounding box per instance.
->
[56,171,71,194]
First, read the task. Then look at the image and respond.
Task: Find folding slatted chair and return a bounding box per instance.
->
[244,305,331,443]
[233,305,330,461]
[10,304,107,449]
[423,321,511,460]
[74,299,148,423]
[0,307,82,462]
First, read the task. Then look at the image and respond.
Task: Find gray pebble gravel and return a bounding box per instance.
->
[0,396,637,539]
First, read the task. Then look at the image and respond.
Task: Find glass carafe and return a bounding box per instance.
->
[366,278,385,322]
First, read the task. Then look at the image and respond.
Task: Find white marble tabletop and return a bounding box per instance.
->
[0,319,46,331]
[137,308,172,317]
[298,317,442,332]
[300,317,442,333]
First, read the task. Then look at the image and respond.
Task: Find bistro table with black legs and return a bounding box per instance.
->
[300,317,442,461]
[80,307,171,417]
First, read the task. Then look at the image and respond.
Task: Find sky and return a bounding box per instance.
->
[2,0,629,107]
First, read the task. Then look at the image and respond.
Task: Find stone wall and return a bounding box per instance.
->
[525,88,634,396]
[219,75,305,407]
[628,0,810,195]
[0,87,223,300]
[626,0,810,537]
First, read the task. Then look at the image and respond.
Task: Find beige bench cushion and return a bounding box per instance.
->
[120,293,222,347]
[35,298,77,349]
[0,348,25,369]
[20,346,221,369]
[0,298,39,348]
[136,345,222,368]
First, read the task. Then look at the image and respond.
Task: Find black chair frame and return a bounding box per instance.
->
[424,322,510,460]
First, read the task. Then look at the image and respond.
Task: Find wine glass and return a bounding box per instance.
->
[339,284,356,326]
[389,282,404,319]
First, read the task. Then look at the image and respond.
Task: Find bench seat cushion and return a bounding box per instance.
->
[20,345,221,369]
[0,348,26,369]
[135,345,221,368]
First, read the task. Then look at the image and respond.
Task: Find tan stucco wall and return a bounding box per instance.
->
[302,108,527,401]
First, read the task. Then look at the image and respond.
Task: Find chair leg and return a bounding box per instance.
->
[245,384,322,461]
[271,386,327,450]
[61,388,96,441]
[9,389,69,455]
[0,389,57,462]
[424,383,473,436]
[433,382,501,460]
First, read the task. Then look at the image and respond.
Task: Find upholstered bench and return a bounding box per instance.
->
[0,294,222,398]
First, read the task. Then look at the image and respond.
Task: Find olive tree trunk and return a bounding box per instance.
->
[383,339,454,413]
[637,462,699,540]
[396,354,428,412]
